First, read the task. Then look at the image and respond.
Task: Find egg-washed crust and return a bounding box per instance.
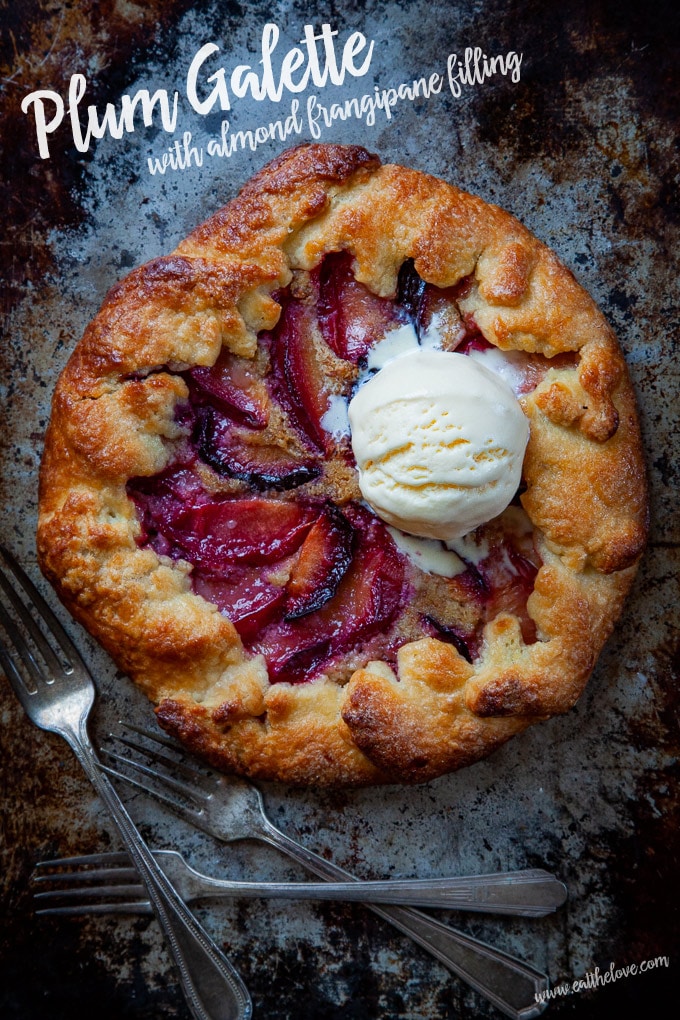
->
[37,144,648,786]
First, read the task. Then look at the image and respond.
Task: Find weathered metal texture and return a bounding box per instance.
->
[1,1,677,1016]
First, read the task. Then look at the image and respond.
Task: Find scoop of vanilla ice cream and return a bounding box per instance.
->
[348,348,529,541]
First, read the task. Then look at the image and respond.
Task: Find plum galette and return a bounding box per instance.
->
[37,144,648,785]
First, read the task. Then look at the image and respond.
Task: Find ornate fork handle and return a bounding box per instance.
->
[259,820,548,1020]
[165,865,565,914]
[66,718,252,1020]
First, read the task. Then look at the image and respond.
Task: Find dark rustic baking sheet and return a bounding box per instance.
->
[1,1,678,1017]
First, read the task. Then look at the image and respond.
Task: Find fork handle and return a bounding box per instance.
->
[259,820,548,1020]
[66,726,252,1020]
[194,868,565,915]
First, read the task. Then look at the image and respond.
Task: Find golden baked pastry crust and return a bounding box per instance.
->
[37,144,648,786]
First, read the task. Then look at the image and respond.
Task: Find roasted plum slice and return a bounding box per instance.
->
[250,507,405,683]
[458,335,495,355]
[396,259,427,323]
[192,566,286,640]
[188,350,269,428]
[195,405,319,490]
[128,464,210,556]
[162,497,317,569]
[339,532,407,640]
[422,615,476,663]
[267,298,332,450]
[481,541,540,644]
[509,350,579,396]
[397,260,465,348]
[417,286,466,349]
[461,342,580,395]
[285,505,355,619]
[317,251,403,363]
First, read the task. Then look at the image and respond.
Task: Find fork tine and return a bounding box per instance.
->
[0,644,37,716]
[34,883,145,902]
[125,722,187,753]
[0,598,43,691]
[123,723,227,790]
[110,731,217,793]
[36,901,152,917]
[0,546,87,673]
[0,557,66,678]
[34,852,133,871]
[102,745,207,805]
[120,723,219,780]
[33,866,139,887]
[99,759,206,827]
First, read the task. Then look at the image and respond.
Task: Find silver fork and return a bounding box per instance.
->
[32,847,567,915]
[101,727,552,1020]
[0,546,251,1020]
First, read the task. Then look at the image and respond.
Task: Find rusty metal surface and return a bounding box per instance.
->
[0,0,678,1016]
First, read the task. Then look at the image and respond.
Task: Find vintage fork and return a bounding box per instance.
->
[0,546,251,1020]
[32,847,567,916]
[101,727,552,1019]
